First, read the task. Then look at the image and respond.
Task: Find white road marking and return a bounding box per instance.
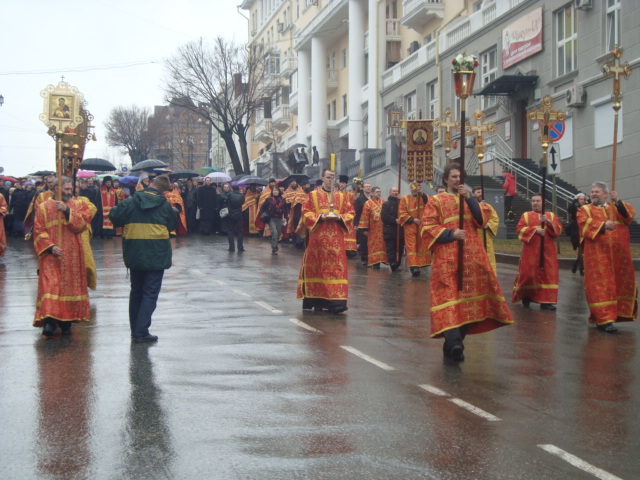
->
[538,444,623,480]
[419,384,501,421]
[230,288,251,297]
[340,346,395,371]
[211,279,226,286]
[418,384,449,397]
[448,398,501,422]
[254,301,282,314]
[289,318,324,334]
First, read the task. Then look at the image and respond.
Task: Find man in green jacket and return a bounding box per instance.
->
[110,175,177,343]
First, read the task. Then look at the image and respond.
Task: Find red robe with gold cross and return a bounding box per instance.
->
[421,192,514,338]
[512,211,563,305]
[358,197,388,265]
[341,189,357,253]
[0,195,7,256]
[577,202,637,325]
[297,189,355,302]
[399,193,431,267]
[33,198,93,326]
[100,185,117,233]
[242,189,260,235]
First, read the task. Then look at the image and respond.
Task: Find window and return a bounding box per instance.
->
[427,81,438,120]
[556,5,577,76]
[342,49,347,69]
[606,0,621,52]
[332,100,337,120]
[405,92,416,120]
[342,94,348,117]
[481,48,498,109]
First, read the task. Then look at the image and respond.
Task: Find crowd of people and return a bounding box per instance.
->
[0,164,636,360]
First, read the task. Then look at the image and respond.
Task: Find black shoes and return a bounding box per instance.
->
[410,268,420,277]
[42,320,56,337]
[228,247,235,252]
[238,247,245,252]
[133,334,158,343]
[522,297,531,308]
[597,323,618,333]
[391,262,400,272]
[540,303,556,311]
[571,260,578,274]
[59,322,72,335]
[328,305,348,315]
[450,345,465,362]
[372,263,380,269]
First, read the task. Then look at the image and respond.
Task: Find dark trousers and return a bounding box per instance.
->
[356,229,368,263]
[383,225,404,265]
[443,325,468,355]
[504,195,514,219]
[129,269,164,338]
[226,215,244,250]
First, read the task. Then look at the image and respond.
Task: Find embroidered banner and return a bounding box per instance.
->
[406,120,434,183]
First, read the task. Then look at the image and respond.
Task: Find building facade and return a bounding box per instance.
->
[240,0,639,212]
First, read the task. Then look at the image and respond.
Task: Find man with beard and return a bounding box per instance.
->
[33,177,93,337]
[399,182,431,277]
[98,176,118,238]
[512,193,563,310]
[297,169,354,314]
[381,186,403,271]
[197,176,217,235]
[577,181,637,333]
[421,163,513,361]
[358,186,387,268]
[353,182,372,266]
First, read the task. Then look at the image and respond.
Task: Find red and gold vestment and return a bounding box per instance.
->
[358,197,387,265]
[421,193,514,338]
[242,190,260,235]
[512,211,563,305]
[399,193,431,267]
[99,186,117,232]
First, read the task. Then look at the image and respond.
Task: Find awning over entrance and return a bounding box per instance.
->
[476,75,539,96]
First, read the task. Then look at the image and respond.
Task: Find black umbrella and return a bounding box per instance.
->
[29,170,56,177]
[282,174,310,188]
[290,143,307,149]
[81,157,116,172]
[233,175,268,186]
[169,169,199,179]
[130,159,168,171]
[231,174,251,183]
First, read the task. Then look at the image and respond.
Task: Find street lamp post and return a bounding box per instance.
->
[0,94,4,107]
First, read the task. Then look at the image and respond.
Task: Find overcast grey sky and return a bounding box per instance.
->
[0,0,248,176]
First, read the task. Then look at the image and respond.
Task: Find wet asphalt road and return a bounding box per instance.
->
[0,233,639,480]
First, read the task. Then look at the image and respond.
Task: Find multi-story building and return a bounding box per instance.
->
[240,0,639,213]
[149,103,211,172]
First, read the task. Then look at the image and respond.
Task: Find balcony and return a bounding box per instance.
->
[289,89,298,114]
[327,68,338,92]
[280,55,298,77]
[254,116,273,144]
[272,104,291,129]
[262,72,281,95]
[386,19,402,42]
[401,0,444,32]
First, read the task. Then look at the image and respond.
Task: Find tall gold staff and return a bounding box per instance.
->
[466,109,496,248]
[528,95,565,269]
[452,53,477,291]
[601,45,631,213]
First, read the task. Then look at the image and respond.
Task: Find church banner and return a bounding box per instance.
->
[406,120,434,183]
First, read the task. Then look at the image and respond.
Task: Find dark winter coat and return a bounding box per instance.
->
[109,188,177,271]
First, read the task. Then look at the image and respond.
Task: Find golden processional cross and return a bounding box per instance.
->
[601,45,631,191]
[527,95,566,269]
[433,108,457,158]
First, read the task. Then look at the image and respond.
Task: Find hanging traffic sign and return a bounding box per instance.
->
[549,121,565,142]
[548,144,561,175]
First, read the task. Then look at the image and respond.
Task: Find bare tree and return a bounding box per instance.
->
[104,105,155,165]
[164,36,265,175]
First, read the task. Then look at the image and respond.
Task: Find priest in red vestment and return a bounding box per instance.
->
[242,186,260,235]
[164,184,187,235]
[512,193,563,310]
[339,175,358,257]
[297,169,355,314]
[577,181,637,333]
[358,186,387,268]
[421,163,513,361]
[0,194,7,256]
[399,182,431,276]
[33,177,93,337]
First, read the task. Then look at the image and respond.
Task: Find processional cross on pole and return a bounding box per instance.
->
[527,95,565,269]
[434,108,458,158]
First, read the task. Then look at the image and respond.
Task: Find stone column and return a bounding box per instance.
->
[297,48,311,146]
[348,0,365,158]
[311,36,328,158]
